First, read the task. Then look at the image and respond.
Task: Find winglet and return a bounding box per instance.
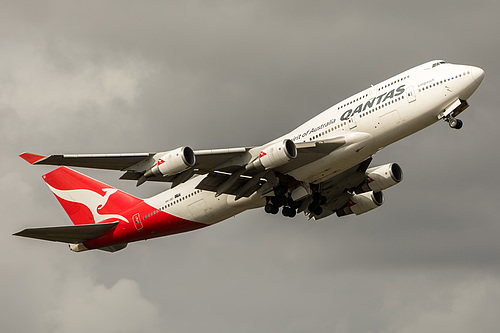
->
[19,152,47,164]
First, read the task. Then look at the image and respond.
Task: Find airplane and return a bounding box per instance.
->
[14,60,485,252]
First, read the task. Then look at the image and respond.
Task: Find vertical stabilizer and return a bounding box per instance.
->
[43,167,142,225]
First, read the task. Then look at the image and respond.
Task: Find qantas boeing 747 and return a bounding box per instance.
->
[15,60,485,252]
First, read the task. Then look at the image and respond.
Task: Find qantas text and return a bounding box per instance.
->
[340,85,405,121]
[291,85,406,142]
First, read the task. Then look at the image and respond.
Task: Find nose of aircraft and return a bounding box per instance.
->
[471,66,485,84]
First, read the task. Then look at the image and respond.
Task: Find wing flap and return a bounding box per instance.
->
[195,172,264,197]
[13,222,119,244]
[20,148,253,177]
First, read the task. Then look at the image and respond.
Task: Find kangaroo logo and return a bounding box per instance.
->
[46,184,129,224]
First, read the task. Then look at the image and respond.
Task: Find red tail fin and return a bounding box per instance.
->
[43,167,142,225]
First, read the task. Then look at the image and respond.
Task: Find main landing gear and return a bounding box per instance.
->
[264,183,327,219]
[307,192,326,216]
[264,185,298,218]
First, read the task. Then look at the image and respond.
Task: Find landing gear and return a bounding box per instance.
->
[312,192,327,205]
[308,202,323,216]
[282,206,296,218]
[448,117,463,129]
[440,99,468,130]
[443,113,463,130]
[264,202,279,214]
[264,186,298,218]
[308,192,326,216]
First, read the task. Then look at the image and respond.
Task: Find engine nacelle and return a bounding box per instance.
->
[354,163,403,194]
[145,146,196,178]
[247,139,297,171]
[337,191,384,217]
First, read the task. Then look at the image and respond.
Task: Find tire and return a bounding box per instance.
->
[265,204,279,214]
[312,192,322,202]
[308,202,318,212]
[282,206,290,217]
[313,206,323,216]
[449,117,462,129]
[282,206,297,218]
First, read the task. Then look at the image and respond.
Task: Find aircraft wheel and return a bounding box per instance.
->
[265,203,279,214]
[308,202,318,212]
[282,206,291,217]
[308,203,323,216]
[313,206,323,216]
[282,206,296,218]
[448,117,463,129]
[312,192,327,205]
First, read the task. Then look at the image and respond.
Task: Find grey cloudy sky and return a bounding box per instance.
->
[2,1,500,332]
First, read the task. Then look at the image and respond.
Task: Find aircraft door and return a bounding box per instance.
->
[407,86,416,103]
[132,213,144,230]
[348,116,357,129]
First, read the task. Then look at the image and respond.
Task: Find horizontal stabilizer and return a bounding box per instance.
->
[13,222,119,244]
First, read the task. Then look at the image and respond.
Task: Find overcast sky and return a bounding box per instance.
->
[2,1,500,332]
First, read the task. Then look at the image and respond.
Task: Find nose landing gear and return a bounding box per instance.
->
[447,117,463,129]
[439,99,468,130]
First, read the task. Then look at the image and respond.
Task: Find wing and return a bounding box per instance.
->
[13,222,119,244]
[20,133,360,193]
[194,137,348,198]
[20,147,253,186]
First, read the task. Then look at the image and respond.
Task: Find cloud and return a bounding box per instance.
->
[1,40,151,118]
[45,277,161,333]
[383,275,500,333]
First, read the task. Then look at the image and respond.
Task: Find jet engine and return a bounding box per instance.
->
[247,139,297,170]
[337,191,384,217]
[354,163,403,194]
[144,146,196,178]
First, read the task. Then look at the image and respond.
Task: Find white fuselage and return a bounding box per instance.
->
[145,61,484,225]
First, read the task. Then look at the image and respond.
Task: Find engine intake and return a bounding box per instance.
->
[337,191,384,217]
[145,146,196,178]
[354,163,403,194]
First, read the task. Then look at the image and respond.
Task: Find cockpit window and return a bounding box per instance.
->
[432,61,447,68]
